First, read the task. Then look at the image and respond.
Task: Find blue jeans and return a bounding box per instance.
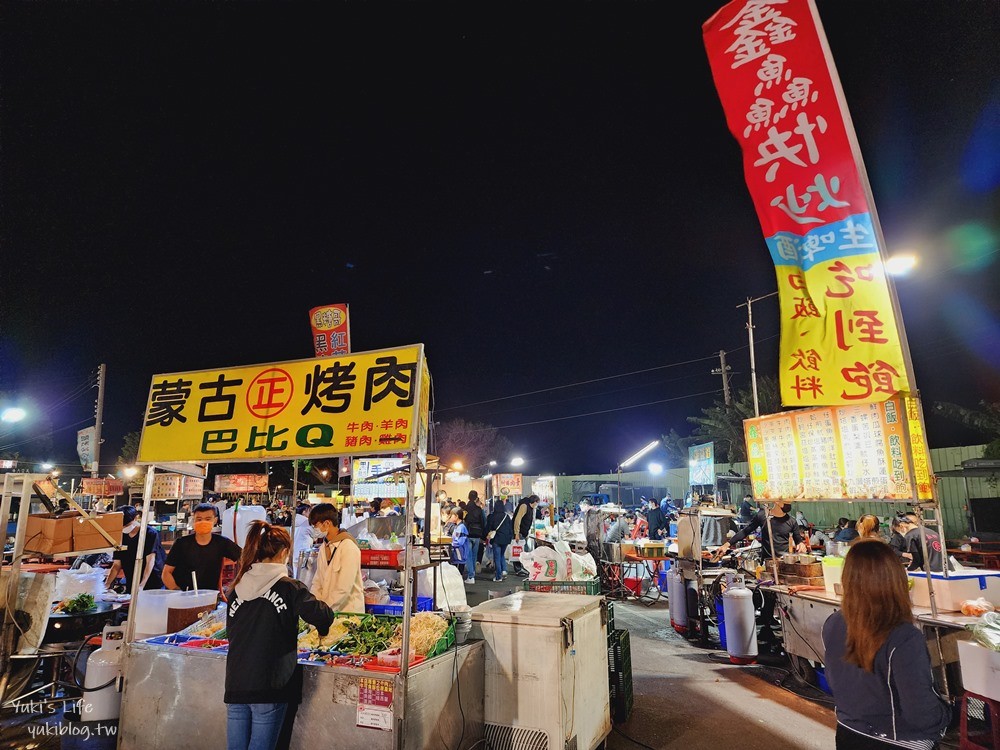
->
[492,543,508,579]
[467,538,481,579]
[227,702,288,750]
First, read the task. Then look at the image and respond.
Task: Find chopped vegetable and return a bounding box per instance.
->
[54,593,97,614]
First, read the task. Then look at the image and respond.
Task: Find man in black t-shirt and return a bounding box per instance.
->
[163,503,242,592]
[105,506,164,591]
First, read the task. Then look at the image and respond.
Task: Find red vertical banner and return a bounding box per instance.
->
[309,303,351,357]
[703,0,911,407]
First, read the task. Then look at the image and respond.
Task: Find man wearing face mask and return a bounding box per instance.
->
[308,503,365,614]
[105,505,166,591]
[714,501,807,651]
[162,503,242,592]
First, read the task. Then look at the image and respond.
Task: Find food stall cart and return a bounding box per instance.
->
[115,344,486,749]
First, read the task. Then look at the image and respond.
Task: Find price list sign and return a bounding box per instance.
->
[356,677,394,731]
[744,396,932,502]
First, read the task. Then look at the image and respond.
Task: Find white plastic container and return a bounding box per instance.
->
[822,556,845,595]
[908,570,1000,612]
[133,590,183,637]
[957,639,1000,701]
[221,504,268,547]
[167,589,220,624]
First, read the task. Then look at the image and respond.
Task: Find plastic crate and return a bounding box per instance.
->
[143,634,200,646]
[180,638,228,651]
[426,621,456,658]
[608,628,634,724]
[522,579,601,595]
[360,549,403,567]
[366,595,434,616]
[606,600,615,634]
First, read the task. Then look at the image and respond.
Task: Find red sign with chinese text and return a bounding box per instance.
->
[310,304,351,357]
[703,0,910,406]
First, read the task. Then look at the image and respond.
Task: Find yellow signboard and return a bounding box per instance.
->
[138,345,428,464]
[775,252,911,407]
[744,395,932,502]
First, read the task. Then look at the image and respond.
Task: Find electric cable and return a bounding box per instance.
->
[465,388,724,432]
[435,353,721,412]
[612,726,658,749]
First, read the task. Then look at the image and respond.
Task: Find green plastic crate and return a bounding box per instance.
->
[426,621,456,659]
[608,628,634,724]
[522,579,601,595]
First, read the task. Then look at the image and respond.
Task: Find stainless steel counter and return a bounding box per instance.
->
[118,640,485,749]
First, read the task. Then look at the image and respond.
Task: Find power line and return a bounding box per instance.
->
[435,353,721,413]
[469,388,724,432]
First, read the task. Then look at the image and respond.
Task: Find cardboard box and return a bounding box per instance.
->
[957,639,1000,701]
[23,513,75,555]
[72,512,124,552]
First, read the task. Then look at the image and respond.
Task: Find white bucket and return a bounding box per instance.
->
[133,590,183,637]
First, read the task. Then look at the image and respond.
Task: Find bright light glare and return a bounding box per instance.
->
[41,462,54,470]
[452,461,463,471]
[510,457,525,467]
[648,462,663,475]
[1,407,26,423]
[620,440,660,469]
[124,467,139,478]
[489,460,497,466]
[885,254,917,276]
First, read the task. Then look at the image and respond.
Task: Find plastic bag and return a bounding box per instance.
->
[961,598,997,617]
[967,611,1000,651]
[363,579,389,605]
[55,568,106,601]
[570,552,598,581]
[523,547,566,581]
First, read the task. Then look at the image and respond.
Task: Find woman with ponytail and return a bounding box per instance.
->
[225,521,335,750]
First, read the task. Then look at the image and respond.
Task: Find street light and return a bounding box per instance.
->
[510,457,525,467]
[1,407,26,423]
[885,254,917,276]
[648,462,663,475]
[620,440,660,469]
[452,461,464,471]
[489,460,497,467]
[320,469,330,479]
[51,469,60,477]
[41,462,54,470]
[124,466,139,478]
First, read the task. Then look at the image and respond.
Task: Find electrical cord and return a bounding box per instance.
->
[613,726,657,750]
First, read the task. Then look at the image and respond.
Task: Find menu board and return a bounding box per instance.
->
[352,457,408,500]
[744,395,932,501]
[151,473,205,499]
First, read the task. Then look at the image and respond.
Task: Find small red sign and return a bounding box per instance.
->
[246,368,294,419]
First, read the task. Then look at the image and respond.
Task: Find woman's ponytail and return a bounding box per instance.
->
[230,520,291,591]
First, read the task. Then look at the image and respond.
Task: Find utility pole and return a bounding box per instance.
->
[737,291,778,417]
[92,364,106,478]
[711,350,732,405]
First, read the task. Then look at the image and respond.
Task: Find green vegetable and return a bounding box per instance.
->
[64,593,96,614]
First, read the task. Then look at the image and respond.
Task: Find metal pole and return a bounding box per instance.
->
[713,350,732,406]
[400,454,417,683]
[737,293,776,418]
[92,364,106,478]
[124,466,156,645]
[290,461,298,573]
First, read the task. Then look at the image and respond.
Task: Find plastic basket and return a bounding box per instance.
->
[143,634,200,646]
[426,621,456,658]
[522,579,601,595]
[366,595,434,616]
[360,549,403,567]
[607,628,633,724]
[180,638,228,651]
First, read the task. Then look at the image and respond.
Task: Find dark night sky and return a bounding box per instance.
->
[1,1,998,477]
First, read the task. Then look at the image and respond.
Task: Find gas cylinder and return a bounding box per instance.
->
[668,568,687,634]
[81,624,125,721]
[722,577,758,664]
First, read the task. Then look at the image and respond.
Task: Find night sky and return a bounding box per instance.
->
[1,1,998,477]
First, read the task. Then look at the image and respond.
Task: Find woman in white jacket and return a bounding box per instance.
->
[307,503,365,614]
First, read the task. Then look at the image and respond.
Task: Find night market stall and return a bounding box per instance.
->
[116,344,487,749]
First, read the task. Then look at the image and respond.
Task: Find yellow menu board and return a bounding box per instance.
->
[744,395,932,501]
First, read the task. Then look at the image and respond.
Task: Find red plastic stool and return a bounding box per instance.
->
[960,691,1000,750]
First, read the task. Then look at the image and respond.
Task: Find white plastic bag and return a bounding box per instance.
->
[56,568,106,601]
[418,563,468,610]
[525,547,566,581]
[570,552,598,581]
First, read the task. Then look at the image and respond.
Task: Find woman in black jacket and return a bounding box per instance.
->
[485,499,514,582]
[225,521,335,750]
[463,491,487,584]
[822,540,950,749]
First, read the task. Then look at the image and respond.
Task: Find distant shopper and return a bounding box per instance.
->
[822,540,950,749]
[511,496,539,576]
[449,509,472,581]
[163,503,241,592]
[644,497,667,540]
[486,499,514,582]
[888,517,909,562]
[463,491,486,584]
[854,514,882,543]
[603,511,629,544]
[897,513,949,572]
[737,494,755,524]
[834,518,859,543]
[225,521,335,750]
[105,505,165,591]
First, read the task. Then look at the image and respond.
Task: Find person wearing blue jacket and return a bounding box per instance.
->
[822,540,951,749]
